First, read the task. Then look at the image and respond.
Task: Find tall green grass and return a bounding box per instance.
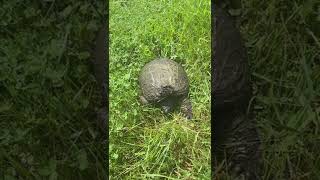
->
[109,0,211,179]
[241,0,320,179]
[0,1,107,179]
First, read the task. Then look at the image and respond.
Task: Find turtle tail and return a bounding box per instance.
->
[180,97,193,120]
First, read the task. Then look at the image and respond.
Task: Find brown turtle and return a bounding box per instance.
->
[213,6,262,180]
[138,58,193,119]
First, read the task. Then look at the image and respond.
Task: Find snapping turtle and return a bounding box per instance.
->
[92,25,107,134]
[139,58,192,119]
[213,6,262,179]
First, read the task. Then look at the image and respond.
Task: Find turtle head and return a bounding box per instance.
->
[162,105,172,114]
[159,97,177,114]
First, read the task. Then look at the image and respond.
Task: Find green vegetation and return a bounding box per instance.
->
[109,0,211,179]
[0,1,107,179]
[214,1,319,179]
[241,0,320,179]
[3,0,317,179]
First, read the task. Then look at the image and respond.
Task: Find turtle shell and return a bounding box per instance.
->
[139,58,189,104]
[213,7,251,109]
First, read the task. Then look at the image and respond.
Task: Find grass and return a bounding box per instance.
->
[238,0,320,179]
[0,1,107,179]
[1,0,318,179]
[109,0,211,179]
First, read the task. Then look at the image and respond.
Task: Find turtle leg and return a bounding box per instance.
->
[224,113,262,180]
[180,97,193,120]
[139,96,149,105]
